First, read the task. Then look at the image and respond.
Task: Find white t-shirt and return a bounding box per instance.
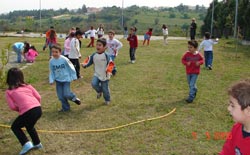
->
[69,38,81,59]
[85,29,97,37]
[198,39,218,51]
[162,28,168,35]
[106,38,123,56]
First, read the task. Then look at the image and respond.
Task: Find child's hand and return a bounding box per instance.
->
[107,72,112,80]
[187,62,191,66]
[195,62,200,66]
[81,63,86,68]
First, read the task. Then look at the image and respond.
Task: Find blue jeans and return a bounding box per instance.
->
[110,55,117,75]
[91,76,110,102]
[129,48,136,61]
[55,81,77,111]
[12,45,22,63]
[187,74,198,100]
[204,51,213,67]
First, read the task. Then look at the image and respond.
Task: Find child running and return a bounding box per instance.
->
[85,26,97,47]
[81,38,114,105]
[219,79,250,154]
[49,44,81,112]
[5,67,43,155]
[143,28,153,45]
[106,30,123,75]
[181,40,204,103]
[162,24,168,45]
[127,27,138,64]
[198,32,218,70]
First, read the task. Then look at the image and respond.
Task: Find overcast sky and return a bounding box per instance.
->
[0,0,215,14]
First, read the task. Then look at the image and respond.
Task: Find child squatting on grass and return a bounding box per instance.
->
[219,79,250,155]
[49,44,81,112]
[181,40,204,103]
[5,67,43,155]
[81,38,114,105]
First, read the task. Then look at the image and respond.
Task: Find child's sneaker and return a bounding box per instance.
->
[185,98,193,103]
[33,143,43,149]
[105,101,110,105]
[131,60,135,64]
[97,92,102,99]
[19,141,34,155]
[73,98,81,105]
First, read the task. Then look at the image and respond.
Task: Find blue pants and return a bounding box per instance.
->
[12,45,22,63]
[91,76,110,102]
[204,51,213,67]
[129,48,136,61]
[187,74,198,100]
[55,81,77,111]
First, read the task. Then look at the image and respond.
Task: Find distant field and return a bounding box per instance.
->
[1,36,249,154]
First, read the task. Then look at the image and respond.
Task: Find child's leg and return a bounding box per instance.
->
[91,76,102,93]
[91,37,95,47]
[110,56,117,75]
[143,40,146,45]
[62,82,78,101]
[131,48,136,61]
[187,74,198,100]
[24,107,42,145]
[75,59,81,78]
[208,51,213,67]
[147,39,150,45]
[69,59,78,78]
[56,81,70,111]
[129,48,133,61]
[204,51,208,68]
[11,116,30,146]
[101,80,110,102]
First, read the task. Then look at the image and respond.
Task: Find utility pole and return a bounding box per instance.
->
[39,0,42,31]
[234,0,238,38]
[121,0,124,28]
[211,0,215,36]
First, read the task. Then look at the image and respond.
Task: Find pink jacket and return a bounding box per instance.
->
[25,49,38,62]
[5,85,41,115]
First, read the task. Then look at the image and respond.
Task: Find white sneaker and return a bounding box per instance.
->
[131,60,135,64]
[19,141,34,155]
[105,101,110,105]
[33,143,43,149]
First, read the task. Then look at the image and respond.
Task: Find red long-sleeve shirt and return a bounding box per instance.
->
[220,123,250,155]
[181,51,204,74]
[127,34,138,48]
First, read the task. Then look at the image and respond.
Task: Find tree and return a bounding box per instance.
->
[169,13,176,18]
[82,5,87,14]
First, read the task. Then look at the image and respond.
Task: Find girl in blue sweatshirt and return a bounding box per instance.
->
[49,44,81,112]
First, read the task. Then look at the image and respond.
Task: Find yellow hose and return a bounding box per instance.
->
[0,108,176,134]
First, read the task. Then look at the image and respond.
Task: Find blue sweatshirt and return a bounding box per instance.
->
[49,55,77,83]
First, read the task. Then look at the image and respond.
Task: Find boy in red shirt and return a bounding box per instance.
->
[127,27,138,64]
[181,40,204,103]
[219,79,250,155]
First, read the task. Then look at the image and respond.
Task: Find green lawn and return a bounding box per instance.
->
[0,37,250,155]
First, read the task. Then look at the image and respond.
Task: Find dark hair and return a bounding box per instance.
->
[148,28,153,32]
[97,38,107,46]
[228,79,250,110]
[90,26,94,30]
[204,32,211,39]
[50,26,54,29]
[51,43,62,52]
[76,27,80,31]
[6,67,26,90]
[23,42,30,53]
[162,24,167,29]
[30,45,37,51]
[188,40,198,48]
[75,30,83,36]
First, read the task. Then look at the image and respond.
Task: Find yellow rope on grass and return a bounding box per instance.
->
[0,108,176,134]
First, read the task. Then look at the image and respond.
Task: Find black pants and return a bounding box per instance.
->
[129,47,136,61]
[11,107,42,146]
[70,59,80,78]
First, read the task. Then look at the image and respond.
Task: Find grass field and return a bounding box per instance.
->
[0,36,250,155]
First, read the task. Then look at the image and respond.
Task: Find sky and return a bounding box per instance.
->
[0,0,215,14]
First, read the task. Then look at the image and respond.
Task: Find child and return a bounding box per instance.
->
[64,32,75,58]
[69,30,83,79]
[219,79,250,154]
[24,46,38,63]
[198,32,218,70]
[162,24,168,45]
[81,38,114,105]
[97,24,104,38]
[127,27,138,64]
[46,29,57,59]
[5,67,43,155]
[85,26,97,47]
[12,42,27,63]
[49,44,81,112]
[143,28,153,45]
[106,30,123,75]
[181,40,204,103]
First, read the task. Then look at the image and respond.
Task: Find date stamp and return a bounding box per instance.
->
[192,131,232,140]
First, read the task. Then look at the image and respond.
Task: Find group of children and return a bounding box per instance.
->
[6,25,250,154]
[12,42,39,63]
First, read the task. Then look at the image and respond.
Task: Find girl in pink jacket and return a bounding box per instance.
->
[5,68,42,155]
[24,46,38,63]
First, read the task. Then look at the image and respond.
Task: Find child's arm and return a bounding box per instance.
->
[81,54,94,68]
[65,58,77,81]
[198,41,204,52]
[49,62,55,84]
[197,53,204,66]
[181,53,189,65]
[114,39,123,56]
[5,91,18,111]
[106,55,115,78]
[135,36,138,48]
